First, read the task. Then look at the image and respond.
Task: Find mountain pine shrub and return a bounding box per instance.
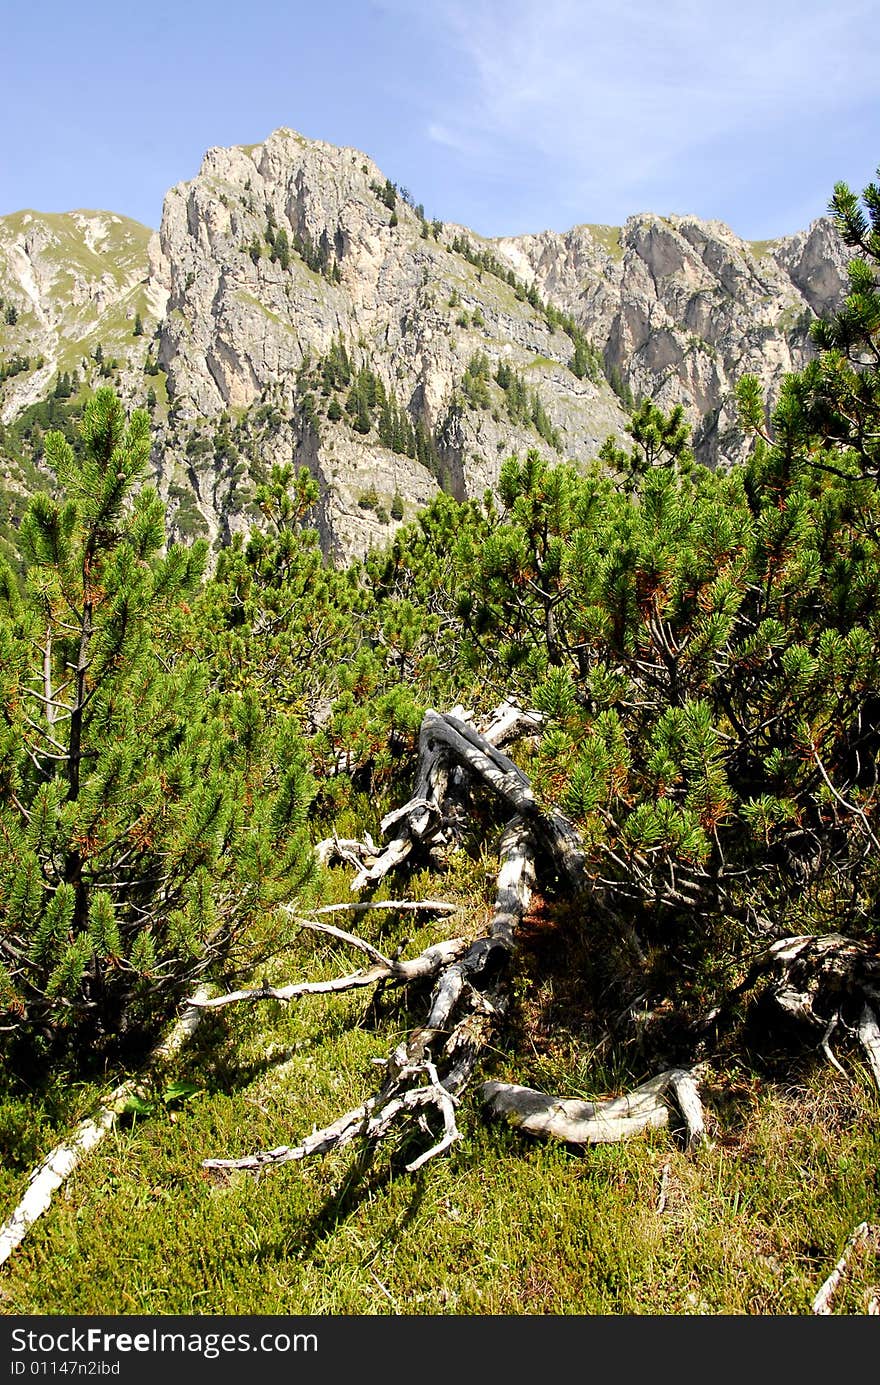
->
[0,391,317,1064]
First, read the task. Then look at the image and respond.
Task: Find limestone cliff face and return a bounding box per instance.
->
[0,130,851,561]
[496,212,849,466]
[150,129,628,553]
[0,210,163,544]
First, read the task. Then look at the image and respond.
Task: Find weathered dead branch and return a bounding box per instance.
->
[201,704,880,1180]
[192,927,471,1011]
[812,1221,880,1315]
[481,1067,707,1151]
[0,987,209,1268]
[749,934,880,1090]
[314,833,378,871]
[308,898,459,919]
[408,709,587,890]
[203,1057,460,1176]
[203,813,537,1174]
[315,702,581,893]
[857,1003,880,1091]
[194,901,462,1012]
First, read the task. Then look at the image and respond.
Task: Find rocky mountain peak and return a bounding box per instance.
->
[0,128,851,562]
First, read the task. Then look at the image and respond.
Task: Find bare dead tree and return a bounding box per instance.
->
[196,704,880,1177]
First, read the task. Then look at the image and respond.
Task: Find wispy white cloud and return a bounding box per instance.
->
[379,0,880,229]
[427,122,490,158]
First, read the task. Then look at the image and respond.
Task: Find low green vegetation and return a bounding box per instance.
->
[0,968,877,1314]
[585,224,625,261]
[297,337,442,479]
[1,167,880,1316]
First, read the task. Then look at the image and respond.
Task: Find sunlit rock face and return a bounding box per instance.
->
[1,130,848,560]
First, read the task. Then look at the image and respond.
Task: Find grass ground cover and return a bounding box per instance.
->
[1,859,878,1316]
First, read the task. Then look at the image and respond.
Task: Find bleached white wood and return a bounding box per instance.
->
[204,1059,461,1174]
[481,1078,670,1144]
[204,816,539,1174]
[478,701,543,747]
[314,835,374,869]
[857,1003,880,1092]
[667,1069,708,1148]
[190,937,469,1011]
[0,989,208,1268]
[481,1068,707,1149]
[346,708,585,892]
[812,1221,879,1315]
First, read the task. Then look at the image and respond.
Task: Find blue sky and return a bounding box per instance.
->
[3,0,878,240]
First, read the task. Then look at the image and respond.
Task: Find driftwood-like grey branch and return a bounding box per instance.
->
[346,713,454,890]
[857,1004,880,1091]
[203,812,538,1174]
[667,1069,708,1148]
[203,703,743,1177]
[310,899,459,919]
[313,834,377,870]
[0,988,209,1267]
[812,1221,880,1314]
[478,701,543,748]
[311,703,579,886]
[291,915,397,967]
[346,708,586,893]
[202,705,880,1182]
[481,1068,707,1150]
[190,936,470,1011]
[750,934,880,1092]
[314,703,582,895]
[203,1060,461,1175]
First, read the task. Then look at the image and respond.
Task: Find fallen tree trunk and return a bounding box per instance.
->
[203,814,537,1174]
[199,704,880,1179]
